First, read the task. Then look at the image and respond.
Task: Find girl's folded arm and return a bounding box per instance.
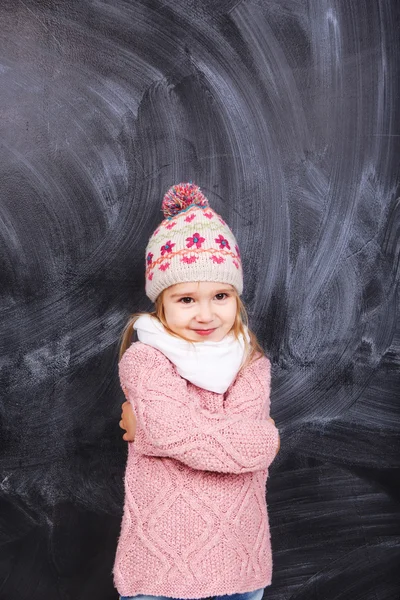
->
[224,354,272,418]
[119,344,279,474]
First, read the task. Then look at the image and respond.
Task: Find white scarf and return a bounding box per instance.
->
[133,314,249,394]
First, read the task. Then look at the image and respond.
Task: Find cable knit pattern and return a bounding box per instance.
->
[113,342,279,599]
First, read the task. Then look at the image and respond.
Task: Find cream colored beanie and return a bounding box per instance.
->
[144,183,243,302]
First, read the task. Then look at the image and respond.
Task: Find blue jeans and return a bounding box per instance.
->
[120,589,265,600]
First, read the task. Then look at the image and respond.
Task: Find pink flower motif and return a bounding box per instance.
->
[160,241,175,255]
[159,262,170,271]
[233,260,239,269]
[182,256,198,264]
[153,228,160,236]
[210,255,225,264]
[186,232,205,249]
[215,234,230,250]
[148,272,154,280]
[146,252,153,265]
[166,221,177,230]
[204,211,213,219]
[185,213,196,222]
[235,244,241,259]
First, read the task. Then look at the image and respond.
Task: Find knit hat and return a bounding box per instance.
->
[145,182,243,302]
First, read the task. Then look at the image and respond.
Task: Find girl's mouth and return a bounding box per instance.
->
[192,328,217,336]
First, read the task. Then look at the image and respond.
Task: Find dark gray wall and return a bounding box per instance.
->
[0,1,399,599]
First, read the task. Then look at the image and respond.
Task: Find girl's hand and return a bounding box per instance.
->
[269,417,280,455]
[119,401,137,442]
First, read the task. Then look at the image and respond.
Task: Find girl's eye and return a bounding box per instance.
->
[179,297,194,304]
[215,293,228,300]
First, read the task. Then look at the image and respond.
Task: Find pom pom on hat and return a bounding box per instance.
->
[162,182,209,218]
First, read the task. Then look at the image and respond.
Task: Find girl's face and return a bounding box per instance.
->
[162,282,237,342]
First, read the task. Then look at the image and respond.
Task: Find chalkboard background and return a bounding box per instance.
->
[1,1,399,599]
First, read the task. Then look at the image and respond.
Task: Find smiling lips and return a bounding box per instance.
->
[192,328,216,336]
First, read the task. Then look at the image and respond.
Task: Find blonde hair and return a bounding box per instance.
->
[118,290,264,370]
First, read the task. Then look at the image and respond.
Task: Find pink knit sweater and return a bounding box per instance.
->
[113,342,279,599]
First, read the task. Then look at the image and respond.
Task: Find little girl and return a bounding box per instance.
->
[114,183,280,600]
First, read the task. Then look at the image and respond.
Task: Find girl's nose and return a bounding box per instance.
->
[196,303,214,322]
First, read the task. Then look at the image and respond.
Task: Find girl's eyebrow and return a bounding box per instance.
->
[169,287,234,299]
[169,292,195,299]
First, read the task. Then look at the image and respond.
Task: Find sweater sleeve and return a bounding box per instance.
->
[119,343,279,474]
[224,354,273,419]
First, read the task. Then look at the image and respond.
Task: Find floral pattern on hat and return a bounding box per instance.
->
[182,255,198,264]
[215,234,231,250]
[160,241,175,255]
[211,255,225,264]
[186,233,205,249]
